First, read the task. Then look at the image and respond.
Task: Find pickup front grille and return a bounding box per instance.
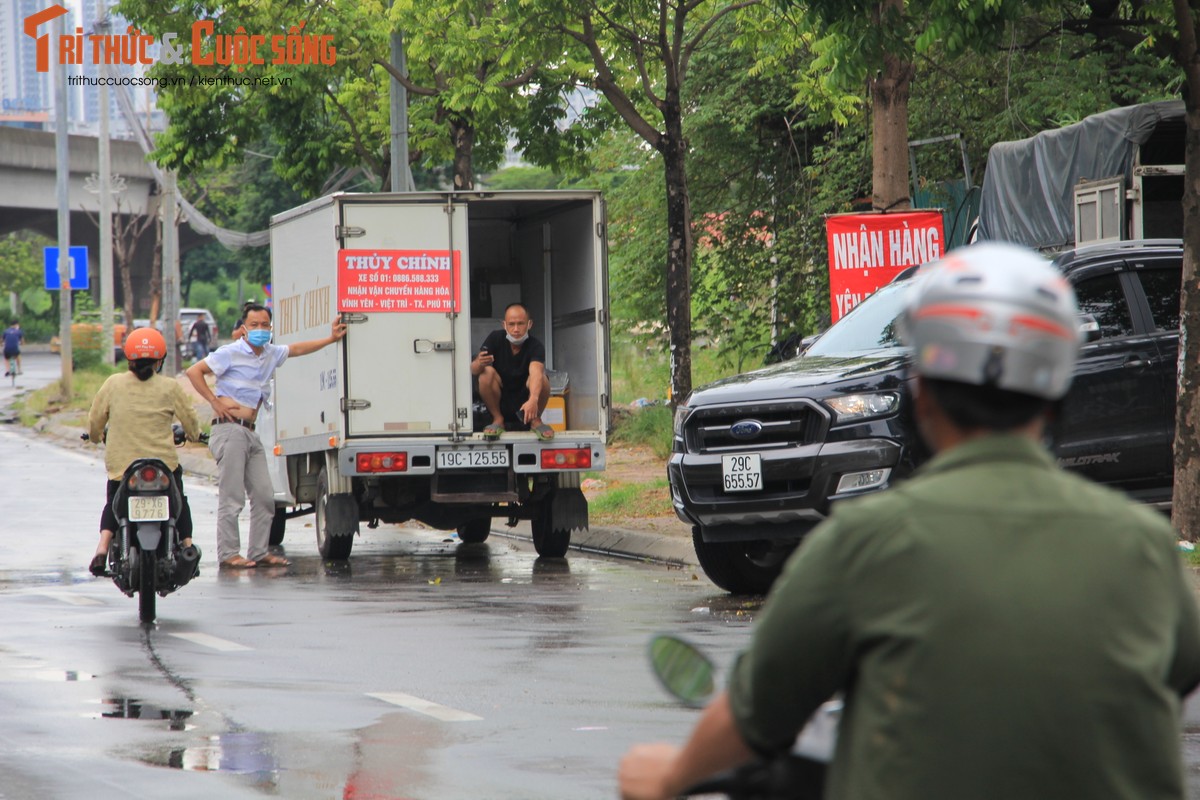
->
[685,401,826,454]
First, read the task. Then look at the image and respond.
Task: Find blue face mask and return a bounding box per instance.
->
[246,329,272,347]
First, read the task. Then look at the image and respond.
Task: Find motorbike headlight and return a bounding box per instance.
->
[673,403,691,438]
[825,392,900,424]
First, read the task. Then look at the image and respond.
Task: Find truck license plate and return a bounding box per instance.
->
[436,447,510,469]
[129,495,169,522]
[722,454,762,492]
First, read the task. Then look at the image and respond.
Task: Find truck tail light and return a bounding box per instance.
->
[356,452,408,473]
[540,448,592,470]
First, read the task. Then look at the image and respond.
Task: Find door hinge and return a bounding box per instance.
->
[341,312,368,324]
[341,398,371,411]
[457,407,469,420]
[335,225,366,239]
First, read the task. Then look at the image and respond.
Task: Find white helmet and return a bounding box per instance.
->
[899,242,1081,400]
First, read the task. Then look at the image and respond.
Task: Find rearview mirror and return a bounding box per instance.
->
[1078,313,1101,343]
[648,635,716,707]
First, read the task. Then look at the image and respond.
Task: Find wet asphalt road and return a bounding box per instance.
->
[6,352,1200,798]
[0,353,759,799]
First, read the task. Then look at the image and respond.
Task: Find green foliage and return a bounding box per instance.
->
[0,231,57,341]
[611,406,674,460]
[481,166,564,190]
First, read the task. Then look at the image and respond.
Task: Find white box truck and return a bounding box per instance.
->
[258,191,610,559]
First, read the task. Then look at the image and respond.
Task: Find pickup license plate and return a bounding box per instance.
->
[129,495,169,522]
[437,447,510,469]
[722,454,762,492]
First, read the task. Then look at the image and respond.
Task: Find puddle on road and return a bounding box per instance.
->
[139,731,280,779]
[93,697,193,731]
[35,669,95,681]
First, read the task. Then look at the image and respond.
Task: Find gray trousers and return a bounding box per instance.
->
[209,423,274,562]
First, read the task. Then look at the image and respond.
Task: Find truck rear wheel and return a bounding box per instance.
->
[269,507,287,547]
[691,528,789,595]
[456,517,491,544]
[316,468,357,560]
[531,488,581,558]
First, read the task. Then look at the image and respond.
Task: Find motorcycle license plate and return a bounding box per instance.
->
[129,495,169,522]
[721,454,762,492]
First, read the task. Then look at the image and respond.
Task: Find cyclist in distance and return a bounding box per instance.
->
[618,242,1200,800]
[87,328,203,576]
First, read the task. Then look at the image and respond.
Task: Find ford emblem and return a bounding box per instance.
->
[730,419,763,440]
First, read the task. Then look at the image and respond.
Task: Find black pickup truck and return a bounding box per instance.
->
[669,239,1182,594]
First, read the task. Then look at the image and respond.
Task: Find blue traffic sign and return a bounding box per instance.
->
[44,246,89,290]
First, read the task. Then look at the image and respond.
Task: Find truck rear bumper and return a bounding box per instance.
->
[668,437,903,536]
[331,436,606,476]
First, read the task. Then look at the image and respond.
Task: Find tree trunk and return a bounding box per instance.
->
[149,218,162,322]
[1170,0,1200,539]
[660,105,693,403]
[450,116,475,191]
[869,0,913,212]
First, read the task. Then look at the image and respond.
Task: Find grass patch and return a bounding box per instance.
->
[611,405,673,459]
[610,337,752,404]
[15,363,120,427]
[588,478,672,523]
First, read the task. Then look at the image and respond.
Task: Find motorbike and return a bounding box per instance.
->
[647,634,842,800]
[83,425,207,624]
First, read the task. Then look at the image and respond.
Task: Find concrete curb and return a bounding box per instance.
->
[34,418,697,568]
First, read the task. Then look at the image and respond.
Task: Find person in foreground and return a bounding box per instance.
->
[470,302,553,441]
[186,304,346,569]
[87,328,203,576]
[618,242,1200,800]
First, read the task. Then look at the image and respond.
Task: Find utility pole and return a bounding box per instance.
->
[388,4,414,193]
[97,1,115,365]
[54,14,73,399]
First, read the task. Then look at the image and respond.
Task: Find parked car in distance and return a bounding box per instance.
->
[668,239,1182,594]
[179,307,219,346]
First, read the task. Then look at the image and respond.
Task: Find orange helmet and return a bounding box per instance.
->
[123,327,167,360]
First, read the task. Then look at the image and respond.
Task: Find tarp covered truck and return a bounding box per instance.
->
[977,100,1184,250]
[258,191,610,559]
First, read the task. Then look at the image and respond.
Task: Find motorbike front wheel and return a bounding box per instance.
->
[138,549,157,624]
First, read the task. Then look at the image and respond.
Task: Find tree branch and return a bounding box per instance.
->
[373,57,439,97]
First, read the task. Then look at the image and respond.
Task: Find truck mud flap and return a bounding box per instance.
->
[550,487,588,533]
[326,494,360,540]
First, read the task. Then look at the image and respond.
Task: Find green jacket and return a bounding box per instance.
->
[729,434,1200,800]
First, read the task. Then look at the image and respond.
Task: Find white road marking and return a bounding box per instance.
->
[170,632,252,652]
[367,692,483,722]
[37,592,103,606]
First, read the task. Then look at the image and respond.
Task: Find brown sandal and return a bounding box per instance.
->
[220,556,257,569]
[256,554,290,567]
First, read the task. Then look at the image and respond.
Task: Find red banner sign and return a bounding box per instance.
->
[337,249,462,313]
[825,211,944,322]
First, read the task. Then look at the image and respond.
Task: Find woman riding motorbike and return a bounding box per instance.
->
[87,328,203,576]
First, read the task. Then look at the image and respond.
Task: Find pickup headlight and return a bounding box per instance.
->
[673,404,691,438]
[825,392,900,423]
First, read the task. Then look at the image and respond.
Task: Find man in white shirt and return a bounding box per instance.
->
[186,304,346,568]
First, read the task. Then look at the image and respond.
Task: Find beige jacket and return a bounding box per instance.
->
[87,372,202,479]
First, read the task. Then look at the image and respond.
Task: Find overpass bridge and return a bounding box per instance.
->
[0,125,217,314]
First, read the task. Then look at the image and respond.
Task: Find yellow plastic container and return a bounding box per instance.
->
[544,395,568,432]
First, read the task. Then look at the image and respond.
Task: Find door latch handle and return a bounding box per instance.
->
[413,340,455,353]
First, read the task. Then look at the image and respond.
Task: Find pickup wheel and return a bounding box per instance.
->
[269,506,287,546]
[691,528,787,595]
[315,467,357,560]
[531,492,571,558]
[456,517,491,544]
